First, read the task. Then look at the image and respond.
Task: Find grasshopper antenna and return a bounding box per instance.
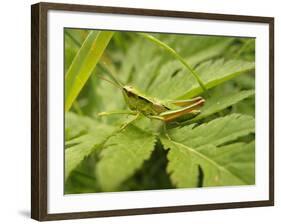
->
[96,74,122,89]
[100,62,124,88]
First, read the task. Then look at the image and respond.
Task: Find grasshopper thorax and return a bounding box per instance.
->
[122,85,145,103]
[122,85,135,95]
[122,85,167,116]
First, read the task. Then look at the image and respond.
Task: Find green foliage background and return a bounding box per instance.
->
[64,29,255,194]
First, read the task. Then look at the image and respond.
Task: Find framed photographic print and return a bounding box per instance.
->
[31,2,274,221]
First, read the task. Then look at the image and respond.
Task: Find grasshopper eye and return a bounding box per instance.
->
[124,85,134,92]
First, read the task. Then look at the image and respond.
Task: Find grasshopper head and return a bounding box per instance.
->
[123,85,133,91]
[123,85,137,97]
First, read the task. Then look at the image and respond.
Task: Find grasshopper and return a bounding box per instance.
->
[98,67,205,131]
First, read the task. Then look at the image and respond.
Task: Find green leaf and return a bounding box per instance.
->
[65,111,97,141]
[65,114,116,181]
[118,37,160,85]
[161,114,255,188]
[115,35,234,94]
[184,38,234,66]
[185,90,255,123]
[180,60,255,98]
[148,59,254,100]
[200,142,255,185]
[157,34,233,59]
[169,113,255,148]
[132,57,162,91]
[65,31,114,111]
[96,125,156,191]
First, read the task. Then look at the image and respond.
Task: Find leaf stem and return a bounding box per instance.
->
[139,33,207,93]
[165,138,246,184]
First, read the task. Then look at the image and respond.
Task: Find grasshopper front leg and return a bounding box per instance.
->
[98,110,140,131]
[98,110,137,116]
[120,112,141,131]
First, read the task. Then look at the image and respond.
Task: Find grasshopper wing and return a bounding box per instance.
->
[160,98,205,122]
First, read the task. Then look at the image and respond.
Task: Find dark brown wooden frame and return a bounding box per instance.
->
[31,2,274,221]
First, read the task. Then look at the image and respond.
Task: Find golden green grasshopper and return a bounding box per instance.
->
[98,68,205,130]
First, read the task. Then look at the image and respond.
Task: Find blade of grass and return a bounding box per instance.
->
[65,31,114,111]
[139,33,207,93]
